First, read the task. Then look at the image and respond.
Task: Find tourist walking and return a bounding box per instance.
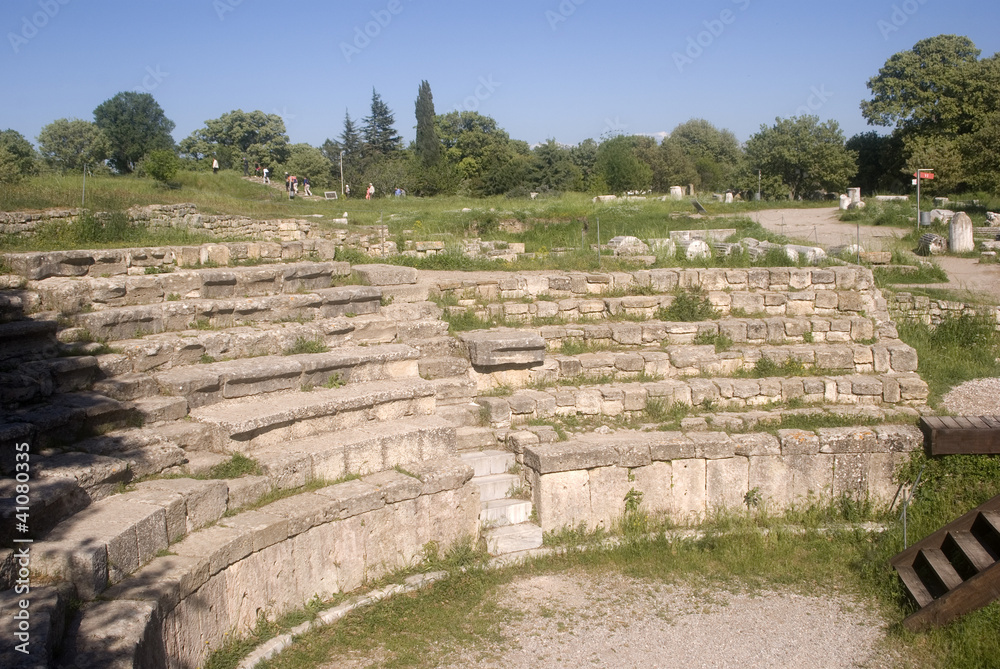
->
[262,167,269,184]
[366,183,374,200]
[212,157,219,174]
[303,177,312,196]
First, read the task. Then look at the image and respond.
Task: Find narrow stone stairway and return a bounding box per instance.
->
[461,450,544,555]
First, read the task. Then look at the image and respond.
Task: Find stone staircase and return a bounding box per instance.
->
[0,254,934,668]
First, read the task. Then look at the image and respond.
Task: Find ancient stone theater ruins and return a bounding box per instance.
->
[0,205,930,668]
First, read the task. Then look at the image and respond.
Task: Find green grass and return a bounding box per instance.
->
[655,287,717,322]
[895,313,1000,407]
[283,337,329,356]
[207,454,263,479]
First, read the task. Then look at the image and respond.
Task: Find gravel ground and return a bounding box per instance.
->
[321,572,897,669]
[942,377,1000,415]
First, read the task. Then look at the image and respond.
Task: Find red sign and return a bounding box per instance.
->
[913,171,936,179]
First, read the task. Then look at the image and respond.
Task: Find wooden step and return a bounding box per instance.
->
[894,564,934,608]
[946,530,994,573]
[920,547,964,591]
[919,416,1000,455]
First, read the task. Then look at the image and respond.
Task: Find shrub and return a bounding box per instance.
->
[145,149,180,185]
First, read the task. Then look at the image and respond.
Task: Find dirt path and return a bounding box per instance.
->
[751,207,1000,305]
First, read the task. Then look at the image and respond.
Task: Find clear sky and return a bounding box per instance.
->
[2,0,998,150]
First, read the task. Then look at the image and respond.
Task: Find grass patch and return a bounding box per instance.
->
[207,454,263,479]
[895,313,1000,407]
[284,337,329,355]
[656,287,717,322]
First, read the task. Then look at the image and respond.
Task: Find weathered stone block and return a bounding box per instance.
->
[461,329,545,368]
[707,456,749,511]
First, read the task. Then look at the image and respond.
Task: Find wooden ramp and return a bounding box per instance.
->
[891,493,1000,631]
[919,416,1000,455]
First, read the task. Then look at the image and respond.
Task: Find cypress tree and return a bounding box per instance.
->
[414,80,441,166]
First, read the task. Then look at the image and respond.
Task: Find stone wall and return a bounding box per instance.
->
[888,292,1000,329]
[85,468,479,669]
[0,204,315,241]
[523,426,922,531]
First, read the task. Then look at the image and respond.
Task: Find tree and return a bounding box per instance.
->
[594,135,653,193]
[93,92,175,173]
[283,143,333,188]
[414,81,441,166]
[530,139,583,192]
[569,139,599,191]
[961,112,1000,193]
[180,109,289,170]
[657,140,699,193]
[846,131,907,194]
[436,111,525,196]
[37,118,109,173]
[321,110,363,190]
[0,129,38,183]
[744,116,857,199]
[663,119,742,191]
[362,89,402,157]
[144,149,179,185]
[861,35,987,138]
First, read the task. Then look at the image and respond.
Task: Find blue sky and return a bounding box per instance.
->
[2,0,998,150]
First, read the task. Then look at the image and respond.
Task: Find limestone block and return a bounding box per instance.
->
[632,461,673,515]
[200,244,231,266]
[671,459,707,523]
[588,466,631,529]
[141,479,228,533]
[887,344,919,373]
[64,600,160,669]
[832,454,869,499]
[875,424,923,453]
[707,456,750,511]
[749,454,834,509]
[475,397,511,427]
[732,433,780,457]
[403,457,473,496]
[351,264,417,286]
[648,432,696,461]
[103,554,210,614]
[532,469,591,532]
[225,476,271,512]
[778,429,820,455]
[363,470,423,504]
[524,440,617,474]
[172,524,252,576]
[576,388,603,415]
[818,427,877,454]
[866,452,910,503]
[219,510,290,552]
[949,212,975,253]
[120,488,187,543]
[688,432,735,459]
[461,329,545,368]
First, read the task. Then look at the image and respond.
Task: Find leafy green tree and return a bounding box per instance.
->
[37,118,109,173]
[656,140,699,193]
[0,129,38,183]
[902,134,966,195]
[663,119,742,191]
[93,92,175,173]
[144,149,180,185]
[362,89,402,158]
[180,109,289,170]
[569,139,599,190]
[282,143,333,188]
[744,116,857,199]
[594,135,653,193]
[846,131,907,194]
[436,111,525,196]
[861,35,989,138]
[530,139,583,191]
[961,112,1000,193]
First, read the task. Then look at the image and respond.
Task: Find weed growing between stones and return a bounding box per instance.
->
[284,337,329,355]
[693,330,734,352]
[656,287,717,322]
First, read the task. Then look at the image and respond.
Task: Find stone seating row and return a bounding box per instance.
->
[2,238,341,281]
[475,374,930,428]
[522,425,923,532]
[429,266,875,301]
[30,261,351,313]
[71,286,382,341]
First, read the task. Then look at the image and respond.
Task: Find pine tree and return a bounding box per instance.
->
[414,80,441,166]
[362,89,402,157]
[339,110,362,157]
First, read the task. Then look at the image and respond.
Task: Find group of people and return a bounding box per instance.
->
[284,173,312,198]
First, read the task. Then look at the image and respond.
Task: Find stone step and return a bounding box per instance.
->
[474,473,520,502]
[418,356,471,380]
[535,341,918,384]
[189,378,436,451]
[475,374,930,428]
[0,477,89,544]
[456,426,500,451]
[459,289,877,326]
[482,498,532,526]
[461,450,515,478]
[483,523,544,555]
[30,261,351,313]
[533,316,879,349]
[2,355,102,408]
[0,318,58,367]
[71,286,382,341]
[0,584,72,668]
[94,315,448,375]
[250,415,457,487]
[436,404,485,429]
[7,392,141,448]
[152,344,419,408]
[429,375,478,406]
